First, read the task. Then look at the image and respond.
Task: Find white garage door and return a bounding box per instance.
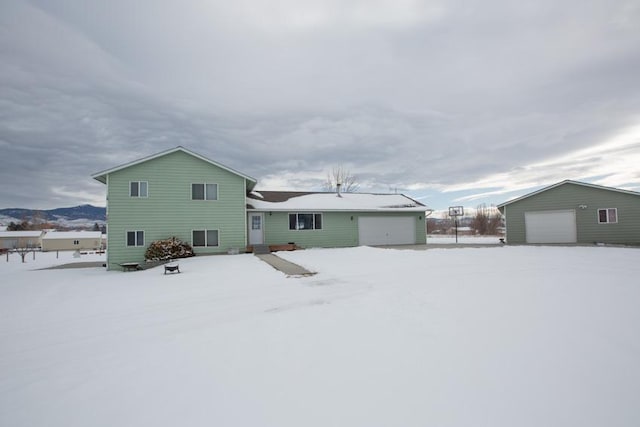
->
[525,210,577,244]
[358,217,416,246]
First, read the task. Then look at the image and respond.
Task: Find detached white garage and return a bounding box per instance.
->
[524,210,577,244]
[358,216,416,246]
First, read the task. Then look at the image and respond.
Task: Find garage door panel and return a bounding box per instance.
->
[358,217,416,246]
[525,210,576,243]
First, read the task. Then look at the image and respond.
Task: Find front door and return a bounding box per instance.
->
[248,213,264,245]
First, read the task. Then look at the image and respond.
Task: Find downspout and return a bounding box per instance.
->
[105,174,109,270]
[244,179,248,248]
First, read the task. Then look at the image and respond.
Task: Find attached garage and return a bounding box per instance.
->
[358,216,416,246]
[524,210,577,243]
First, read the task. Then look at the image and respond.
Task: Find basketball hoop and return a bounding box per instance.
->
[448,206,464,243]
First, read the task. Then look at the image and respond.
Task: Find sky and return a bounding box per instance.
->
[1,0,639,212]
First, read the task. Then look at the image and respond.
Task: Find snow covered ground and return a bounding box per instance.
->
[428,234,503,244]
[1,246,639,427]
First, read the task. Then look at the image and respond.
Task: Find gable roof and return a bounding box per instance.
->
[247,191,429,212]
[91,146,257,190]
[42,231,103,240]
[497,180,640,208]
[0,231,43,238]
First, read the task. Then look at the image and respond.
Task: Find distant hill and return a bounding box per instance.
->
[0,204,106,228]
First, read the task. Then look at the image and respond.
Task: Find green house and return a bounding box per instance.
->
[497,180,640,245]
[93,147,428,270]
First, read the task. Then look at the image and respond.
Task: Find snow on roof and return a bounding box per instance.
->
[42,231,103,240]
[0,231,43,238]
[247,192,428,212]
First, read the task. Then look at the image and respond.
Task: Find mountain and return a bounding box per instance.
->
[0,204,106,229]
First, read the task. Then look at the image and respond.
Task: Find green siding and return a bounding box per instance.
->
[105,151,248,270]
[261,211,426,248]
[501,183,640,245]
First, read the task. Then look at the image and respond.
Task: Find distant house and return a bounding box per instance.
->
[41,231,103,252]
[0,231,43,250]
[497,180,640,245]
[93,146,429,270]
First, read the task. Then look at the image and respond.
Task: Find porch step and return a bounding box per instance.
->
[252,244,271,255]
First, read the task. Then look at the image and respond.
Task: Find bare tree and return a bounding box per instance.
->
[323,166,359,193]
[13,242,36,263]
[471,204,502,235]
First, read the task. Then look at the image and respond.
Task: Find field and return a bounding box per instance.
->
[1,246,639,426]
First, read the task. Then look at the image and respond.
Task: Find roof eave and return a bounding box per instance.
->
[247,207,430,213]
[91,146,257,185]
[497,179,640,208]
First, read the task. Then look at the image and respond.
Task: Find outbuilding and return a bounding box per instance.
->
[497,180,640,245]
[41,231,103,252]
[0,231,43,250]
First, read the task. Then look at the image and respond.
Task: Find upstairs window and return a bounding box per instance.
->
[192,183,218,200]
[289,213,322,230]
[598,208,617,224]
[130,181,148,198]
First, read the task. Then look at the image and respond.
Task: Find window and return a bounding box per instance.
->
[192,183,218,200]
[193,229,219,247]
[126,231,144,247]
[252,215,261,230]
[130,181,148,198]
[73,240,79,245]
[598,208,618,224]
[289,213,322,230]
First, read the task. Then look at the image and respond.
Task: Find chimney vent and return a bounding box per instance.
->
[336,182,342,197]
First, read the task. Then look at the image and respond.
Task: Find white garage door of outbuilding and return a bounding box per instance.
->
[524,210,577,244]
[358,217,416,246]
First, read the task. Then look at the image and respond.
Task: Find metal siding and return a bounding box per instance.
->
[524,210,576,243]
[504,183,640,245]
[105,151,247,270]
[358,216,416,245]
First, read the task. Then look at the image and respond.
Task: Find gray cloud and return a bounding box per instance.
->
[1,0,639,210]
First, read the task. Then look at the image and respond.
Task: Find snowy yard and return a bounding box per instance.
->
[427,234,503,244]
[1,246,639,427]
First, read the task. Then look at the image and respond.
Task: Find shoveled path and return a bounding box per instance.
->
[41,261,106,270]
[256,253,316,277]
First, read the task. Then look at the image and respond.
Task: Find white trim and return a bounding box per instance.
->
[248,213,264,245]
[192,229,220,247]
[129,181,148,198]
[597,208,618,224]
[288,212,323,231]
[125,230,145,247]
[191,182,218,201]
[92,146,257,187]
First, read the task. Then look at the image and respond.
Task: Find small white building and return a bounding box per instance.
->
[0,231,43,250]
[41,231,103,252]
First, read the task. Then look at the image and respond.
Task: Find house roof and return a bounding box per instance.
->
[247,191,429,212]
[497,180,640,208]
[91,146,257,190]
[0,231,43,238]
[42,231,103,240]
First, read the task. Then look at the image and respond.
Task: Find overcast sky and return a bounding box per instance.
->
[1,0,639,211]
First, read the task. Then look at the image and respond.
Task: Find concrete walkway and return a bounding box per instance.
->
[256,253,316,277]
[41,261,106,270]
